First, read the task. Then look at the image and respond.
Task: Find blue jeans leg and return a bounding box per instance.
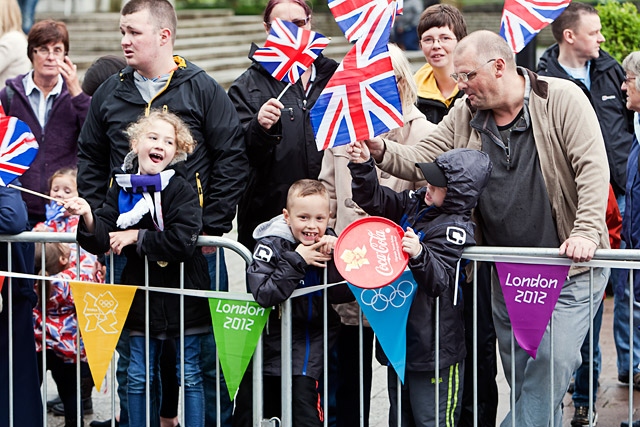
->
[176,335,205,427]
[16,0,38,33]
[128,336,161,427]
[202,250,233,427]
[613,263,640,377]
[572,300,604,406]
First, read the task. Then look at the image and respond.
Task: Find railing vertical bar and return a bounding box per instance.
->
[145,256,150,426]
[473,260,478,427]
[180,262,185,426]
[588,268,594,427]
[323,268,328,427]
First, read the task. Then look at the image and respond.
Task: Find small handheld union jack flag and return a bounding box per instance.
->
[310,3,403,151]
[0,115,38,186]
[329,0,399,43]
[500,0,571,53]
[252,18,330,84]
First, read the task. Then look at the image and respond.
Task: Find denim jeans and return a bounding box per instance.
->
[613,265,640,377]
[202,249,233,427]
[129,335,204,427]
[493,267,609,426]
[16,0,38,33]
[572,301,604,406]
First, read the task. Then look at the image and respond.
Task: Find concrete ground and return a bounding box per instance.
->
[44,232,640,426]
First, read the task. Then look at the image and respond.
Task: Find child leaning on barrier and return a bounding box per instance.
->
[64,110,211,427]
[33,241,90,427]
[347,143,492,426]
[233,179,352,427]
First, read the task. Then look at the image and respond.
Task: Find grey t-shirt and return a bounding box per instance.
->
[471,69,560,248]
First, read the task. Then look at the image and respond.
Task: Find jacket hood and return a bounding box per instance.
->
[431,148,492,213]
[252,213,296,243]
[538,44,619,76]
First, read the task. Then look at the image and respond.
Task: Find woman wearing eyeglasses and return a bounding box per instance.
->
[227,0,338,253]
[0,19,90,225]
[413,4,466,125]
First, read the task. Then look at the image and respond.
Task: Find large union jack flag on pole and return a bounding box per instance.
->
[329,0,399,42]
[0,115,38,186]
[500,0,572,53]
[252,18,330,84]
[311,4,403,151]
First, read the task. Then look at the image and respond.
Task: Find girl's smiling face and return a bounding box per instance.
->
[132,118,178,175]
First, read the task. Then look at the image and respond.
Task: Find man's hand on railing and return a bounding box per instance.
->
[559,236,597,263]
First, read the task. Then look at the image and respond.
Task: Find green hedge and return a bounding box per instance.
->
[596,0,640,63]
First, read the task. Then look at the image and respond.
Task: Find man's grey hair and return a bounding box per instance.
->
[623,51,640,91]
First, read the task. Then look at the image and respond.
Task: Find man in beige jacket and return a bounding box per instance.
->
[362,30,610,426]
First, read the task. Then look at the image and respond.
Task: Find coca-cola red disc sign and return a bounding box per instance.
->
[334,216,409,289]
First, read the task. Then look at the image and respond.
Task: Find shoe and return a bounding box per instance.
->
[633,372,640,391]
[621,421,640,427]
[571,406,597,426]
[51,398,94,416]
[567,376,575,394]
[47,396,62,411]
[89,420,119,427]
[620,372,631,384]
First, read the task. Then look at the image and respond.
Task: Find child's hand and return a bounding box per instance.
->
[32,223,50,232]
[315,234,337,255]
[63,197,91,217]
[109,230,139,255]
[346,140,371,163]
[402,227,422,259]
[296,241,332,267]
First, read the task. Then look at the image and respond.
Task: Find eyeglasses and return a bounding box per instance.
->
[420,35,457,47]
[33,46,66,58]
[266,16,310,30]
[450,59,497,83]
[624,75,637,84]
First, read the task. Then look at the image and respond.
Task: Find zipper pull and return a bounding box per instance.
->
[288,107,294,121]
[302,99,307,111]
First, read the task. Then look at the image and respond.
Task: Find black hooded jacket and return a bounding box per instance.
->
[228,45,339,250]
[246,214,350,379]
[77,155,211,337]
[77,57,248,237]
[349,149,493,371]
[537,45,633,197]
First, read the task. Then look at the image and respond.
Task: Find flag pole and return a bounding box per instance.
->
[276,83,292,102]
[6,184,63,203]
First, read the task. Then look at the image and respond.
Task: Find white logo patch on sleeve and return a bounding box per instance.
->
[254,244,273,262]
[446,226,466,245]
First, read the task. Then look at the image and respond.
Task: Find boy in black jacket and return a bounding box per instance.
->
[347,143,492,426]
[233,179,347,427]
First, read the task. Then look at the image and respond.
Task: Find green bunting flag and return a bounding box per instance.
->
[208,298,271,400]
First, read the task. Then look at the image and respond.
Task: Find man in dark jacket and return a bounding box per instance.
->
[537,4,635,425]
[77,1,247,426]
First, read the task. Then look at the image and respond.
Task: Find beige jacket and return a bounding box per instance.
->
[319,105,436,325]
[379,69,610,276]
[0,31,30,90]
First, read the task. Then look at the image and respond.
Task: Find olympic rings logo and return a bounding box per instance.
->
[359,280,415,312]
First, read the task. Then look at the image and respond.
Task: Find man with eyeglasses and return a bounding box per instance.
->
[536,3,634,426]
[361,30,610,427]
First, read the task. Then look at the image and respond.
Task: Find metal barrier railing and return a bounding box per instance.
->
[3,233,640,427]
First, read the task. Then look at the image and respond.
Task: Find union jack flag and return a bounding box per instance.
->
[311,5,403,151]
[0,115,38,186]
[500,0,571,53]
[329,0,399,42]
[252,19,330,84]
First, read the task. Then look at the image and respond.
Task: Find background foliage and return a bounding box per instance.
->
[596,0,640,63]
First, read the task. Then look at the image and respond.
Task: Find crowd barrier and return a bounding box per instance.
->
[2,233,640,427]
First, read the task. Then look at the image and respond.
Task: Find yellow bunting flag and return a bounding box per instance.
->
[70,281,137,389]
